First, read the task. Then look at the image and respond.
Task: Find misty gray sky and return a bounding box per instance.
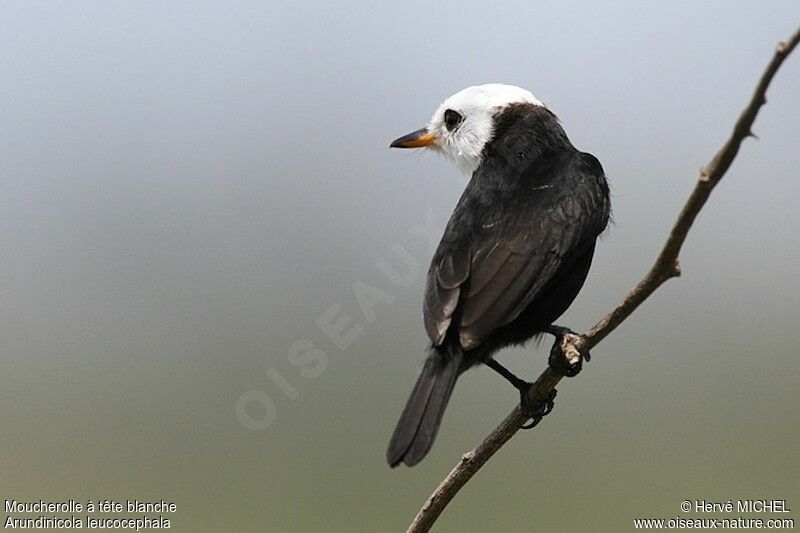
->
[1,2,798,531]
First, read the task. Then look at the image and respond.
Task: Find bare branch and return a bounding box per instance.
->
[407,25,800,533]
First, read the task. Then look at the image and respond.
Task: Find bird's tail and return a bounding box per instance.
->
[387,344,463,468]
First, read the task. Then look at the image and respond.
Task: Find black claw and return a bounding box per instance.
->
[545,325,589,377]
[549,342,582,376]
[544,325,575,337]
[519,387,557,429]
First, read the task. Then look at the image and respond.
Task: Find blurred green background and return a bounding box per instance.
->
[1,1,798,531]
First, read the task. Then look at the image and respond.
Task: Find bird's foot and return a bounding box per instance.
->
[483,358,557,429]
[545,325,589,377]
[518,384,557,430]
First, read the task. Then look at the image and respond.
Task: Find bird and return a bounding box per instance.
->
[386,84,611,468]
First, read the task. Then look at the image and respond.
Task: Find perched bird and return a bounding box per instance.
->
[387,84,611,468]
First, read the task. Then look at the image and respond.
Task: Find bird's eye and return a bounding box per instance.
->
[444,109,463,131]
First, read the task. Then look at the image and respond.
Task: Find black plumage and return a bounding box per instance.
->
[388,103,611,468]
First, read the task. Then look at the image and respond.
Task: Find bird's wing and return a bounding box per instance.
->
[424,167,608,350]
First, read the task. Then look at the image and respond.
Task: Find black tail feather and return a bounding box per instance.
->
[386,345,463,467]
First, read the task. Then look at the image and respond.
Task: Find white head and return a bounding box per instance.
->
[390,84,544,174]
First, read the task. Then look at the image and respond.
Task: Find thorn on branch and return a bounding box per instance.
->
[672,259,682,277]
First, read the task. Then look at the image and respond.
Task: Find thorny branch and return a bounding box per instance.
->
[407,25,800,533]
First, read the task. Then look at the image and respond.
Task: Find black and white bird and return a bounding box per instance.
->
[387,84,611,468]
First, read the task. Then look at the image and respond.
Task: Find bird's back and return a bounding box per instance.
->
[424,118,610,358]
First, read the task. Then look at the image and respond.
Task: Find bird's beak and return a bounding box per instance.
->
[390,128,437,148]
